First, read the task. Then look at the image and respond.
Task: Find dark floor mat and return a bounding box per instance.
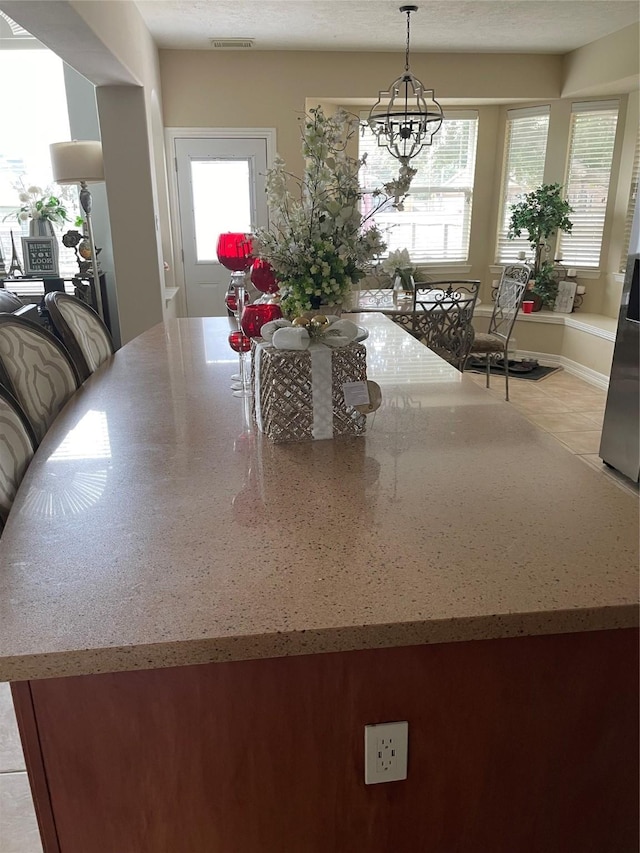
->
[467,357,562,381]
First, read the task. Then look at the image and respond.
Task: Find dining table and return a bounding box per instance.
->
[0,313,637,853]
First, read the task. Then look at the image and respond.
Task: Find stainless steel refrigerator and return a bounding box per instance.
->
[599,194,640,482]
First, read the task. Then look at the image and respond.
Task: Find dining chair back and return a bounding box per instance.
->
[465,263,531,401]
[0,315,80,444]
[45,292,114,384]
[0,385,37,532]
[407,280,481,370]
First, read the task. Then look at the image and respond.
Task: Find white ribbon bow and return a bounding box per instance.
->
[260,317,366,351]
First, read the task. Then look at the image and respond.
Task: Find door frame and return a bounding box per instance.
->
[165,127,277,317]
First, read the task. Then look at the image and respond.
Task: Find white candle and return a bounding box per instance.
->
[576,285,586,295]
[567,269,577,278]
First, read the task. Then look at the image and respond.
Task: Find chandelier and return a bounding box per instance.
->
[368,5,443,166]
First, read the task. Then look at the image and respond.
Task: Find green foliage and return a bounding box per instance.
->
[507,183,573,281]
[531,260,558,309]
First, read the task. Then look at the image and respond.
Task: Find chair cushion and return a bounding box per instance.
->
[57,298,113,372]
[0,394,34,525]
[469,332,505,354]
[0,324,78,444]
[0,290,24,313]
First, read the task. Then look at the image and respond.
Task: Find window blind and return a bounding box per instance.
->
[619,135,639,272]
[558,103,619,268]
[359,112,479,263]
[495,107,550,263]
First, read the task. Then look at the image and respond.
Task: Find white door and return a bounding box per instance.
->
[174,136,269,317]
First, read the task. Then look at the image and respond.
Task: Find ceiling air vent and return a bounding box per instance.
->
[210,38,254,49]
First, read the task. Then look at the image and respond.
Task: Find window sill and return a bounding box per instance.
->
[474,305,616,341]
[490,264,602,280]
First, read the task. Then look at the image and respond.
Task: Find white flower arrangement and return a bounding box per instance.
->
[4,183,69,226]
[382,248,416,289]
[255,107,415,317]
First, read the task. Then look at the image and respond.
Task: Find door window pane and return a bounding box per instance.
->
[191,159,251,262]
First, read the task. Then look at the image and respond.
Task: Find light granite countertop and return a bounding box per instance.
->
[0,314,637,681]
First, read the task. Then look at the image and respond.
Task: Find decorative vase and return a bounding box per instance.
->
[526,284,544,312]
[393,273,415,301]
[29,219,55,238]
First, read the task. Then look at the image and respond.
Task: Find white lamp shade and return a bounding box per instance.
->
[50,140,104,184]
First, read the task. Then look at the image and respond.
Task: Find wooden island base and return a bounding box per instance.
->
[12,628,638,853]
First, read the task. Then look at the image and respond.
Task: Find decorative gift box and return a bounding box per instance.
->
[252,319,369,443]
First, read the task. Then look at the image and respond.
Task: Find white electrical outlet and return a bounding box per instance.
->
[364,721,408,784]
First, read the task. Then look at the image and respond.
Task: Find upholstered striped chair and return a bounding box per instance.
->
[0,315,80,444]
[0,386,37,532]
[45,293,114,384]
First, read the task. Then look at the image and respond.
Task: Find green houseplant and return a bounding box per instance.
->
[507,183,573,308]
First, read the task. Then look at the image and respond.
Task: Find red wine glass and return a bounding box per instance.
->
[228,330,252,397]
[217,233,254,272]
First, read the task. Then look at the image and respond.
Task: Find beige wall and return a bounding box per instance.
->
[160,50,563,183]
[563,23,640,98]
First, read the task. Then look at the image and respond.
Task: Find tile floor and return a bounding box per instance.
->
[466,367,638,496]
[0,368,637,851]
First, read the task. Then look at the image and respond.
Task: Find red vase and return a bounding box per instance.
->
[240,303,283,338]
[250,258,279,294]
[217,233,254,272]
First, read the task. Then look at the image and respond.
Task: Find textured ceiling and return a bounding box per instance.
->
[135,0,639,54]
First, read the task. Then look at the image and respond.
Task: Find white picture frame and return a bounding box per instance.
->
[21,236,59,278]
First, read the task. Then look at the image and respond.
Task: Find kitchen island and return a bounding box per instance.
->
[0,315,637,852]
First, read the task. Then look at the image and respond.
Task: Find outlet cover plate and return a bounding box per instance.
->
[364,721,408,784]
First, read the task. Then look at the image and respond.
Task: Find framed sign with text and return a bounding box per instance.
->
[21,236,59,278]
[553,280,577,314]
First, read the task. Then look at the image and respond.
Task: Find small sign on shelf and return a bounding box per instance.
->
[21,236,59,278]
[553,280,577,314]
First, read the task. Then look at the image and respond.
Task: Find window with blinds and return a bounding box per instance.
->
[495,106,550,262]
[619,135,639,273]
[558,102,619,268]
[359,112,478,263]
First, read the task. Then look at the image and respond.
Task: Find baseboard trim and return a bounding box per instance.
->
[515,349,609,389]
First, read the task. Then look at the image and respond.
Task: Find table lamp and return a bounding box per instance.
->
[50,140,105,319]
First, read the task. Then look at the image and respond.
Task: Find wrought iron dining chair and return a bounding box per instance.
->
[403,280,481,371]
[0,385,37,532]
[45,292,114,384]
[0,314,80,444]
[464,263,531,401]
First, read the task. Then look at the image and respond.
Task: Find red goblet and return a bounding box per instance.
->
[250,258,279,294]
[216,233,254,272]
[228,330,252,398]
[240,303,283,339]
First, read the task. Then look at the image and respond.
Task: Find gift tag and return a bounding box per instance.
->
[342,381,370,408]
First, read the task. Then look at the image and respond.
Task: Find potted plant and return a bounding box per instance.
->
[382,248,416,298]
[507,183,573,309]
[3,184,69,237]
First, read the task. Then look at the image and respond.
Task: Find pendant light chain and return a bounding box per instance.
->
[405,9,411,72]
[367,4,443,167]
